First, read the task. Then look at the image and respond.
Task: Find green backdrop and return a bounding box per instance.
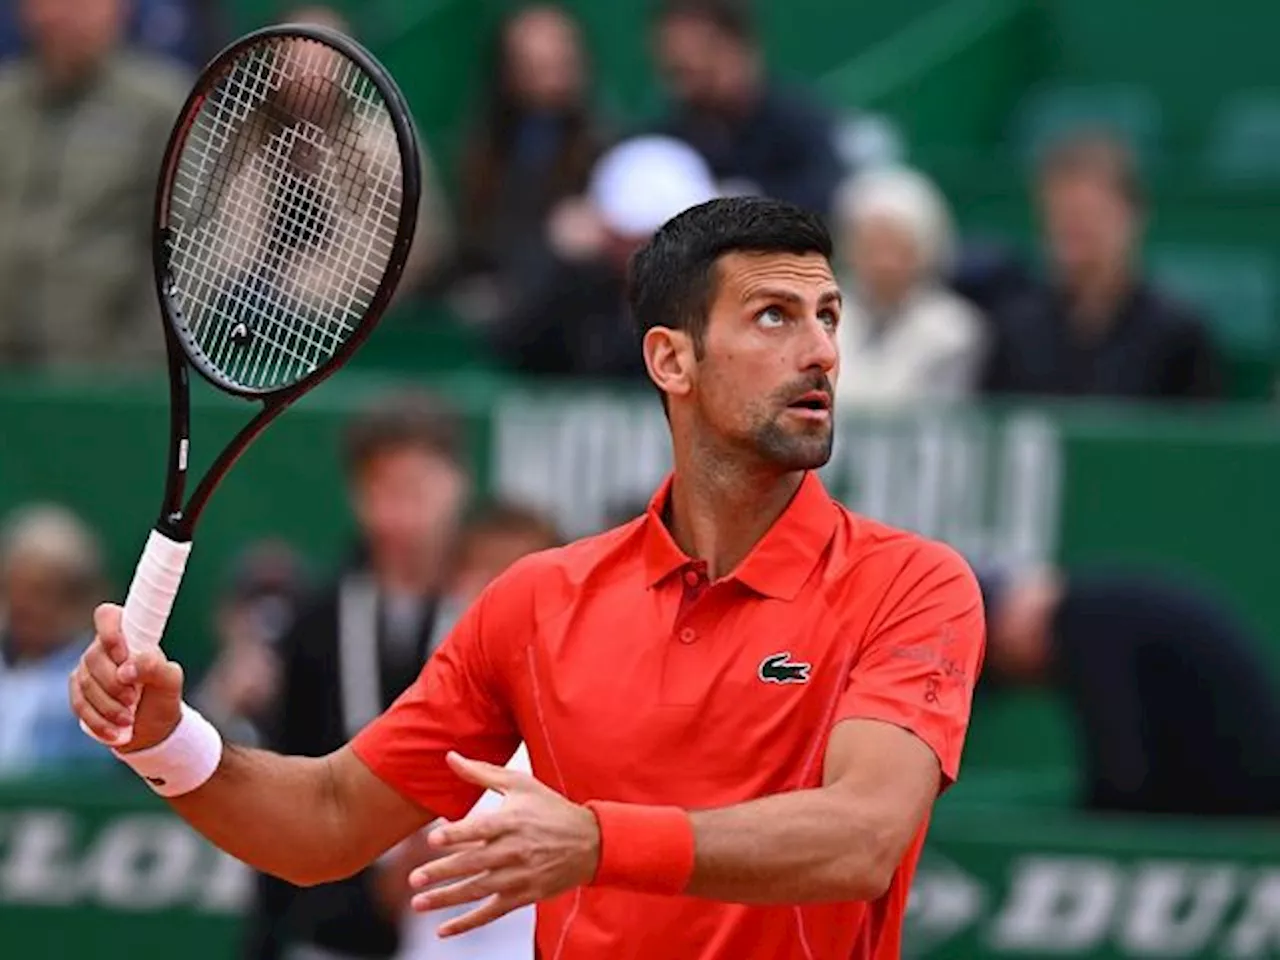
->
[5,374,1280,781]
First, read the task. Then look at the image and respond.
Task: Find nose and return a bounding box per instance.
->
[797,313,838,375]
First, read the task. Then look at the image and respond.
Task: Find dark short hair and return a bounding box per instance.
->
[1038,129,1145,210]
[653,0,755,42]
[627,196,833,353]
[341,391,466,478]
[460,499,562,552]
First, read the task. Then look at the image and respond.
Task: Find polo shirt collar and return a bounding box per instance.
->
[641,471,839,600]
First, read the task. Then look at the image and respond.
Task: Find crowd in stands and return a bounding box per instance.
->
[0,2,1271,957]
[0,0,1229,403]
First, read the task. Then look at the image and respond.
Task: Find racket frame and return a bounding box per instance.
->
[149,23,423,542]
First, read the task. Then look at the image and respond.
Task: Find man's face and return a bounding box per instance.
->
[1040,172,1137,281]
[2,557,80,657]
[687,251,841,471]
[505,6,584,112]
[451,529,554,606]
[20,0,124,82]
[655,15,747,113]
[846,214,923,309]
[352,447,467,572]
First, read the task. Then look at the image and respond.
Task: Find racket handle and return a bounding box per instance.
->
[81,530,192,748]
[121,529,193,653]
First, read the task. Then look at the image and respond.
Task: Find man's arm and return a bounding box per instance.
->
[684,718,939,903]
[69,604,435,887]
[172,742,430,887]
[70,585,522,889]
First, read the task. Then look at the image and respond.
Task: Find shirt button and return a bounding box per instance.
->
[684,570,700,587]
[679,627,697,644]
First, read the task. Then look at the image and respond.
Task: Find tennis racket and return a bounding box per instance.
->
[84,23,421,745]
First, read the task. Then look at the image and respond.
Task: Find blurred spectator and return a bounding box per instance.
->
[979,563,1280,818]
[0,504,112,775]
[651,0,845,220]
[832,166,987,407]
[485,134,718,378]
[448,4,605,322]
[441,499,561,620]
[242,392,471,960]
[0,0,224,68]
[275,4,452,298]
[380,500,561,960]
[982,131,1221,400]
[191,540,309,749]
[0,0,189,370]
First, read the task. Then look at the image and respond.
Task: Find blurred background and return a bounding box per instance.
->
[4,0,1280,958]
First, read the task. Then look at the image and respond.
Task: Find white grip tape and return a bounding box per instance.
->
[80,530,192,748]
[122,530,193,653]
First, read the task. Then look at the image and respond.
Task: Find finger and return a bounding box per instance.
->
[407,841,484,888]
[84,646,134,702]
[436,892,527,938]
[410,843,517,890]
[446,752,515,793]
[69,676,123,745]
[76,670,135,727]
[120,650,184,693]
[93,605,130,664]
[428,813,507,850]
[414,869,516,914]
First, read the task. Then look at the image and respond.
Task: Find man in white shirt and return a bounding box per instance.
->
[394,744,536,959]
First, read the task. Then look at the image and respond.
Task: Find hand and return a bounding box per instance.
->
[408,752,600,937]
[68,604,185,752]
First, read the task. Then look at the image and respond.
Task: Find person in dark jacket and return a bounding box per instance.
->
[978,562,1280,817]
[982,131,1221,400]
[241,392,471,960]
[446,4,606,323]
[484,134,718,379]
[650,0,845,221]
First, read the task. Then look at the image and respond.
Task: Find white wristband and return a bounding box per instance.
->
[113,703,223,798]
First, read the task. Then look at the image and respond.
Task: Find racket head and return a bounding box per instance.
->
[152,24,422,399]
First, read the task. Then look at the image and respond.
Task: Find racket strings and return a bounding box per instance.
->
[166,36,405,391]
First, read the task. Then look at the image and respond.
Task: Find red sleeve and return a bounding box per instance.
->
[351,579,522,821]
[834,541,986,785]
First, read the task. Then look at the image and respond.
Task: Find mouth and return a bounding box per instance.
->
[785,391,833,420]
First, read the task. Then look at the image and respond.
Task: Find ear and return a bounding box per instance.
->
[642,326,696,403]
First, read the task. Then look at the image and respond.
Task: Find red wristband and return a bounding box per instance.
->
[584,801,695,896]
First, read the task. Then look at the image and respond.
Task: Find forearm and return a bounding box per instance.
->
[168,744,354,887]
[685,786,894,904]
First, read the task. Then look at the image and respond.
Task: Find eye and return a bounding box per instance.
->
[755,306,787,329]
[819,308,840,330]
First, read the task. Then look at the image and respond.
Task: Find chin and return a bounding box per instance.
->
[754,424,834,472]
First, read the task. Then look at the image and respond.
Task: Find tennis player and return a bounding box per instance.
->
[70,196,985,959]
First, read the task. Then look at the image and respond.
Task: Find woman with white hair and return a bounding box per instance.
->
[0,503,112,774]
[833,165,987,407]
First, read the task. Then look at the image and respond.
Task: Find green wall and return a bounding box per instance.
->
[5,376,1280,781]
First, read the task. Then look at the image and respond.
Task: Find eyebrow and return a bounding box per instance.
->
[744,288,843,308]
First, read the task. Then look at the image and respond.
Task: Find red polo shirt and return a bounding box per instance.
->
[353,471,985,959]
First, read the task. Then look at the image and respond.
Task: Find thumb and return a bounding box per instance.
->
[122,649,184,697]
[446,752,513,794]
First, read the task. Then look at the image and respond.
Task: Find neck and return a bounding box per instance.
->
[1064,258,1132,333]
[667,443,803,580]
[38,54,107,98]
